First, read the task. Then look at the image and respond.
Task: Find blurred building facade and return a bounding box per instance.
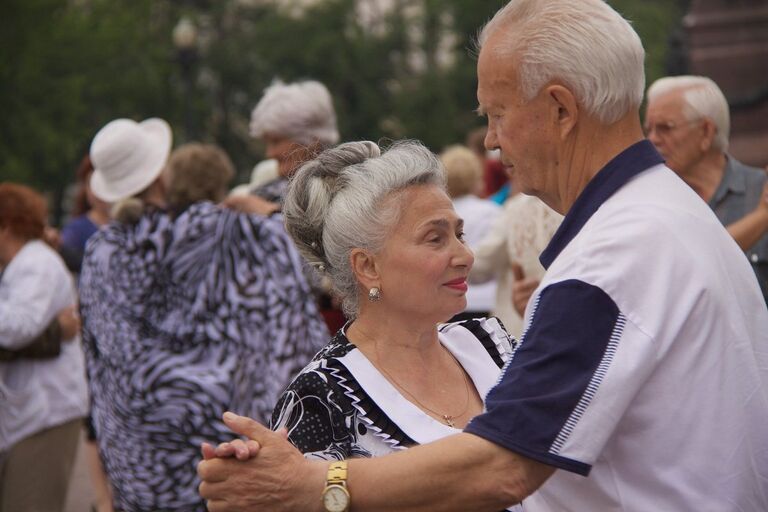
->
[684,0,768,168]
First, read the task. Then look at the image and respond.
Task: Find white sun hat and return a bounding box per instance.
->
[89,118,172,202]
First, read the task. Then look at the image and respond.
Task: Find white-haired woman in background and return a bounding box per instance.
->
[230,79,346,333]
[246,80,340,206]
[205,140,520,511]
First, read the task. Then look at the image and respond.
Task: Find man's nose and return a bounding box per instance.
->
[647,128,662,147]
[484,126,499,151]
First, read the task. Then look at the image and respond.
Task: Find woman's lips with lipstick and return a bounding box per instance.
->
[444,277,468,292]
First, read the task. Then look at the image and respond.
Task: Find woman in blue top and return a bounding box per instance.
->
[59,156,111,273]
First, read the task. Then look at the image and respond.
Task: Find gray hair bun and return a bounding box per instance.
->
[111,197,145,225]
[283,141,380,269]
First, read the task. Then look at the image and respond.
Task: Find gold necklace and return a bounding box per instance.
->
[376,349,472,428]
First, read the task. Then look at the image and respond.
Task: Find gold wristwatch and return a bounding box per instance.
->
[321,460,350,512]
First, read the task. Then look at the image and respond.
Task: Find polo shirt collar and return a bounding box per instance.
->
[540,140,664,269]
[709,155,745,206]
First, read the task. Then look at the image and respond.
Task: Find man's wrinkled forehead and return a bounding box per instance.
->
[646,89,689,119]
[477,46,522,102]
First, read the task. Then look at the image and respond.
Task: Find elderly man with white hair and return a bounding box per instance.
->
[646,75,768,301]
[198,1,768,510]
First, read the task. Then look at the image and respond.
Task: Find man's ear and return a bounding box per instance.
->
[699,118,717,152]
[349,248,380,290]
[546,84,578,140]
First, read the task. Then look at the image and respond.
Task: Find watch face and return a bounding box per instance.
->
[323,485,350,512]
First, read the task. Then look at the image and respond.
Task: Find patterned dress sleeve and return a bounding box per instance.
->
[447,316,516,366]
[270,365,356,461]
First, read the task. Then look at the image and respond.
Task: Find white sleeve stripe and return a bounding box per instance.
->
[550,313,627,455]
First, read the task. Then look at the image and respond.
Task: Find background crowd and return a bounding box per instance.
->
[1,0,767,511]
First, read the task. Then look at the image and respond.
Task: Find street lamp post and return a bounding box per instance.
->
[173,16,198,141]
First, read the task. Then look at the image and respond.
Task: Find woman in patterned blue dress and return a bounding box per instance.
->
[79,121,328,511]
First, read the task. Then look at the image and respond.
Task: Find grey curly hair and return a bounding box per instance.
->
[249,80,340,147]
[283,140,446,318]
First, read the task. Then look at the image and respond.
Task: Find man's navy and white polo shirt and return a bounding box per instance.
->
[465,141,768,511]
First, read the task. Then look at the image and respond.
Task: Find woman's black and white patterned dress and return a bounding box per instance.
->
[271,317,522,511]
[271,317,514,457]
[79,202,328,512]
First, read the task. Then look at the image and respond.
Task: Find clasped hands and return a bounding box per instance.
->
[197,412,325,512]
[200,414,268,462]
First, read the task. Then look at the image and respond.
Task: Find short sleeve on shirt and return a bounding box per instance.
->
[465,279,652,476]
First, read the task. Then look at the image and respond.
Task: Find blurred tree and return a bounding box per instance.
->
[609,0,686,88]
[0,0,683,223]
[0,0,178,220]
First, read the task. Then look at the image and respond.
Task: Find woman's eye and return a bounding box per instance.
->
[425,232,442,243]
[457,231,466,242]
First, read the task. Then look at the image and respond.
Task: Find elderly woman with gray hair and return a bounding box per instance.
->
[206,141,518,511]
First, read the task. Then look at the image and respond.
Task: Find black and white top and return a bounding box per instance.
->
[271,317,513,459]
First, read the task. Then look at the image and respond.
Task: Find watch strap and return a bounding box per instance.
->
[326,460,348,486]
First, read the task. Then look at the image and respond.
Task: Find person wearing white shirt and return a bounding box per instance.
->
[0,183,89,512]
[469,193,562,338]
[440,145,502,320]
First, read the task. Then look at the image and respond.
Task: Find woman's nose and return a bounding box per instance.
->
[454,238,474,268]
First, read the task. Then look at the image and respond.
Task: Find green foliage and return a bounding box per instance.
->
[0,0,177,217]
[608,0,685,90]
[0,0,683,223]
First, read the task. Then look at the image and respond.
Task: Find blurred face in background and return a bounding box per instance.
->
[263,133,313,178]
[645,90,711,176]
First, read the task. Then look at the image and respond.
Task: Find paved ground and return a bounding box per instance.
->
[64,429,96,512]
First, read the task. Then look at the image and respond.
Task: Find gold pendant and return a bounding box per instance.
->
[443,415,455,428]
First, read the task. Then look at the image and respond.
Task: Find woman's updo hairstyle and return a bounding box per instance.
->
[283,140,445,318]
